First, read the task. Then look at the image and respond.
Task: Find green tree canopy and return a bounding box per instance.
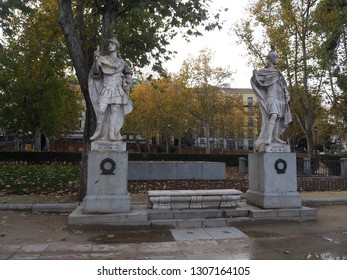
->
[179,48,234,153]
[0,0,35,35]
[234,0,347,156]
[0,1,83,150]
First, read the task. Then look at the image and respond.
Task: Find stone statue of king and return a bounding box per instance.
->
[89,35,133,142]
[251,45,292,152]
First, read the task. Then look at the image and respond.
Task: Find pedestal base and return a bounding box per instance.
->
[246,190,301,208]
[83,194,130,213]
[246,152,302,209]
[82,149,130,214]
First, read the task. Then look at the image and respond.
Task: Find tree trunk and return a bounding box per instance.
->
[145,138,151,153]
[58,0,95,199]
[15,139,20,151]
[33,125,41,151]
[306,130,314,157]
[204,122,211,154]
[57,1,90,97]
[101,0,118,51]
[166,137,169,153]
[78,111,94,200]
[178,138,182,154]
[134,135,141,152]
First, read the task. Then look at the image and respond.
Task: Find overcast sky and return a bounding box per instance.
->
[163,0,254,88]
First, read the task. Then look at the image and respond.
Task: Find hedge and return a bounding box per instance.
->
[0,151,82,164]
[0,151,242,166]
[128,153,242,166]
[2,151,344,166]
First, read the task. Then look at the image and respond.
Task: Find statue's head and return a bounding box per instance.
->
[108,34,121,56]
[267,45,279,65]
[109,35,120,48]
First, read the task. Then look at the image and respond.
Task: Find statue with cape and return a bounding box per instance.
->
[89,35,133,142]
[251,46,292,151]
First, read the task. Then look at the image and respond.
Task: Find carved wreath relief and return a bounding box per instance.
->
[274,158,287,174]
[100,158,116,175]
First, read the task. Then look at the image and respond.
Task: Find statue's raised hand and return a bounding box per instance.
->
[94,46,100,60]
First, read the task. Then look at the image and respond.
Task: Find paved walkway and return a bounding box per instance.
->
[2,231,347,260]
[1,201,347,260]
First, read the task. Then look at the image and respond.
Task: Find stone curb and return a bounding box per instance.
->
[0,203,78,212]
[302,198,347,206]
[0,198,347,212]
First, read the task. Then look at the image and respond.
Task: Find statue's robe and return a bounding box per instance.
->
[89,55,133,141]
[251,66,292,151]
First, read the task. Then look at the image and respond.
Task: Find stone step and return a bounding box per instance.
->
[147,208,248,220]
[68,204,317,229]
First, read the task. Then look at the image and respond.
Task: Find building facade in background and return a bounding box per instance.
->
[194,88,257,151]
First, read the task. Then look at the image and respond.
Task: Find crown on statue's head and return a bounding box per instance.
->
[108,34,120,48]
[267,44,278,61]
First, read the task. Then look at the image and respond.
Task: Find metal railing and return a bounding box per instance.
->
[296,158,341,177]
[239,157,342,177]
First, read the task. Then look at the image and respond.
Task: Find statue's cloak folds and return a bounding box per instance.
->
[88,56,133,141]
[251,67,292,151]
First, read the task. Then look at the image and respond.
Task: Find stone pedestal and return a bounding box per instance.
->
[82,141,130,213]
[246,149,302,209]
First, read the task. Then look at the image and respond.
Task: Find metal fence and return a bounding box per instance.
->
[239,157,342,177]
[296,158,341,177]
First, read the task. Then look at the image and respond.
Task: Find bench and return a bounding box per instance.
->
[147,189,242,209]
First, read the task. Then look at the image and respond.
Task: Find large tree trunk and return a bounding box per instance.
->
[57,0,95,200]
[101,0,118,51]
[204,122,211,154]
[57,1,91,103]
[33,125,41,151]
[78,110,95,200]
[306,130,314,157]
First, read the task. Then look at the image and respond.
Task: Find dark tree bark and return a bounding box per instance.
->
[57,0,96,199]
[101,0,118,52]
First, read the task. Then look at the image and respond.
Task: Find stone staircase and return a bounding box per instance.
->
[68,200,317,229]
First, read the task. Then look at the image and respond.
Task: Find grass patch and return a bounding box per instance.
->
[0,164,81,195]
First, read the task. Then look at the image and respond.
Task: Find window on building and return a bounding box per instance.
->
[247,97,253,106]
